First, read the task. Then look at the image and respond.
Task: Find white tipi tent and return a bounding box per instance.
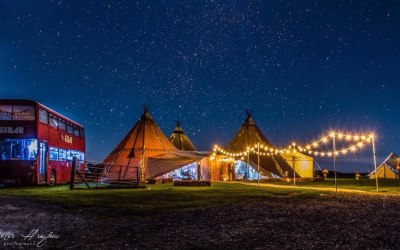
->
[104,106,207,181]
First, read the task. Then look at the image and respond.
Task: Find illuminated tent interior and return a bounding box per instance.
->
[104,106,208,181]
[213,110,313,179]
[166,121,211,180]
[369,152,399,179]
[280,151,314,178]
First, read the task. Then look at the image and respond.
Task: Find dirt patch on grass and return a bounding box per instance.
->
[1,194,400,249]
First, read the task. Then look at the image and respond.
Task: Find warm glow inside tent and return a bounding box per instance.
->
[163,121,211,180]
[280,151,314,178]
[369,152,399,179]
[104,107,209,181]
[212,110,313,179]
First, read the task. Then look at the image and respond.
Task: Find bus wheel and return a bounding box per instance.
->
[49,170,56,186]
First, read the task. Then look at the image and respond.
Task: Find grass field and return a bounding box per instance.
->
[1,180,400,248]
[0,182,321,217]
[265,177,400,193]
[1,179,399,217]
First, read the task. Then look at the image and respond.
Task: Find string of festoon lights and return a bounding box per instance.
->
[212,131,375,159]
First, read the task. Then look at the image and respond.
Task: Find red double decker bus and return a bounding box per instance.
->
[0,99,85,185]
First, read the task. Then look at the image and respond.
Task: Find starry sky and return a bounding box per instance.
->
[1,0,399,172]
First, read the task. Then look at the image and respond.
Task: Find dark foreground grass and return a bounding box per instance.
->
[1,179,398,218]
[269,178,400,193]
[0,182,322,217]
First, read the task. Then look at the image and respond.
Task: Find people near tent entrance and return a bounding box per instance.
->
[284,171,290,182]
[284,171,289,177]
[322,168,329,180]
[355,170,361,180]
[228,163,233,181]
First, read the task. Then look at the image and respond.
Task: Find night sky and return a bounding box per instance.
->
[1,1,399,172]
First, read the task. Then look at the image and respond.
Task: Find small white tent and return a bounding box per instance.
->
[369,152,399,179]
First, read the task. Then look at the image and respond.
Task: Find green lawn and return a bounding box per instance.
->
[1,179,399,218]
[265,178,400,193]
[0,182,321,217]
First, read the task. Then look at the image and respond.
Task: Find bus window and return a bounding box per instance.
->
[59,149,67,161]
[0,139,38,160]
[67,125,73,134]
[49,116,58,128]
[0,105,12,120]
[73,127,80,137]
[80,128,85,138]
[67,150,85,161]
[49,147,58,161]
[39,108,48,124]
[12,106,35,121]
[59,120,66,131]
[66,149,73,161]
[78,151,84,161]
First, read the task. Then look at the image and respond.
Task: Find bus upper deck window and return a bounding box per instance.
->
[67,125,73,134]
[39,108,48,124]
[0,105,12,120]
[12,106,35,120]
[59,120,66,131]
[73,127,80,137]
[80,128,85,138]
[49,116,58,128]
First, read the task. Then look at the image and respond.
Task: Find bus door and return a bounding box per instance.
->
[39,142,47,183]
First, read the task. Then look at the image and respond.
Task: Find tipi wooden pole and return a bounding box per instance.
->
[140,145,146,183]
[197,161,201,180]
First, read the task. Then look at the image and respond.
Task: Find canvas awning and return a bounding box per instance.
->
[145,151,208,179]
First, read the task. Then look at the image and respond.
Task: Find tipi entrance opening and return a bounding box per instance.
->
[233,160,275,181]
